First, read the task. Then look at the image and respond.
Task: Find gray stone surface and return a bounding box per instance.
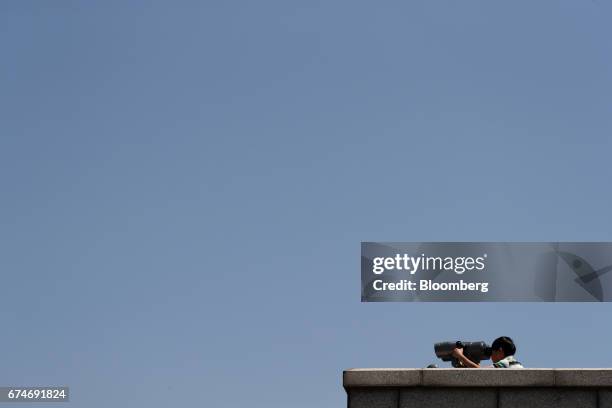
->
[498,388,596,408]
[344,369,612,408]
[423,368,554,387]
[400,387,496,408]
[348,389,399,408]
[344,369,421,387]
[344,368,559,388]
[555,369,612,387]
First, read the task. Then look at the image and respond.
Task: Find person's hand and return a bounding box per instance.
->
[451,347,464,358]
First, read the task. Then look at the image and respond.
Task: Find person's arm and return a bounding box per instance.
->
[451,347,480,368]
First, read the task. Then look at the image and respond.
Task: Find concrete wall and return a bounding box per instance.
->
[343,369,612,408]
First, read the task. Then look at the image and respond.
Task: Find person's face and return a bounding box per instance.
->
[491,348,505,363]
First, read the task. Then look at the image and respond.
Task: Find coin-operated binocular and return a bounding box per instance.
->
[434,341,492,367]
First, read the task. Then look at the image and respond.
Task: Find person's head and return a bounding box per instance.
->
[490,336,516,363]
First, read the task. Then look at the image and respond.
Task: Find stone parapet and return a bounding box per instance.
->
[343,369,612,408]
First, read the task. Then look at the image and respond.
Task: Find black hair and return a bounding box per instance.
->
[491,336,516,357]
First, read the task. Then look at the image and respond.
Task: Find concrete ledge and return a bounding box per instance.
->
[423,368,555,387]
[344,369,612,388]
[344,369,421,387]
[555,369,612,387]
[345,369,612,408]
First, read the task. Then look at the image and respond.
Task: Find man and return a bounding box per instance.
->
[451,336,523,368]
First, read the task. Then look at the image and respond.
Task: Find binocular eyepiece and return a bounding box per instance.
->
[434,341,492,367]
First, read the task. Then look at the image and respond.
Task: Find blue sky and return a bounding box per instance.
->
[1,1,612,407]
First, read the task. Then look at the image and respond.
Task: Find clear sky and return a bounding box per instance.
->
[1,1,612,407]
